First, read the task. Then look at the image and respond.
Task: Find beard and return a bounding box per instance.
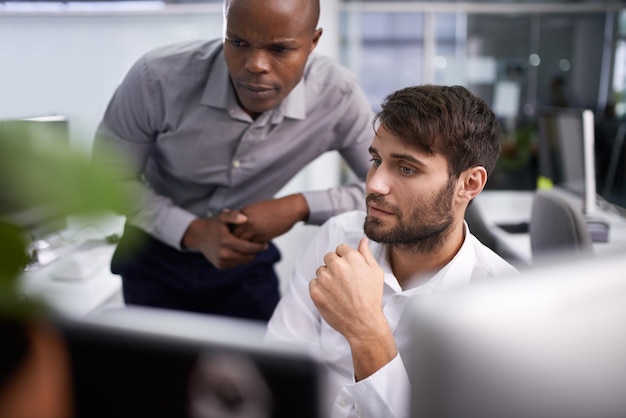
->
[364,178,455,253]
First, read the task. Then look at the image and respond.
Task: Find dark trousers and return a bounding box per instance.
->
[110,224,281,321]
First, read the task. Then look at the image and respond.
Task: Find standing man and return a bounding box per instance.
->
[92,0,373,320]
[266,85,520,417]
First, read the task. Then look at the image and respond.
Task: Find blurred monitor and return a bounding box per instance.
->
[537,106,597,215]
[409,252,626,418]
[57,307,321,418]
[492,80,521,119]
[0,115,70,246]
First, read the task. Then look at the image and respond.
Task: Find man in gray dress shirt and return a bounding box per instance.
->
[92,0,374,320]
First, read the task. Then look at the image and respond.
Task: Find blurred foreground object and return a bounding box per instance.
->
[0,119,128,286]
[410,251,626,418]
[0,119,128,418]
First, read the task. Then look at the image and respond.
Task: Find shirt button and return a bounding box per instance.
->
[233,160,240,168]
[339,399,348,407]
[393,295,402,304]
[205,211,213,218]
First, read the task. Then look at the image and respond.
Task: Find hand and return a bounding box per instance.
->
[230,194,309,243]
[181,209,268,269]
[309,237,386,338]
[309,237,397,380]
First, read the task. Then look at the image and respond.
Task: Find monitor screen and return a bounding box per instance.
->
[57,307,321,418]
[0,116,70,242]
[536,106,597,215]
[409,252,626,418]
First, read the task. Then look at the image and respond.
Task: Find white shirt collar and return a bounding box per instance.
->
[372,221,476,297]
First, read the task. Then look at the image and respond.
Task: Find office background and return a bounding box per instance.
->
[1,0,625,290]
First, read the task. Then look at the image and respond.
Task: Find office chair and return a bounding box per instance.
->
[465,201,498,253]
[529,189,593,260]
[602,122,626,208]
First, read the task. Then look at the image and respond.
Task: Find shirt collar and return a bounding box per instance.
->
[201,52,235,110]
[374,221,476,296]
[275,76,306,121]
[200,51,307,123]
[413,221,476,294]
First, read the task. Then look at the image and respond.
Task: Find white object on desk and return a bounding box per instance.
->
[49,241,113,282]
[19,242,122,318]
[18,214,125,318]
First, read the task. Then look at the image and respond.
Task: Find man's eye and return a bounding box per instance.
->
[229,39,245,47]
[400,166,416,175]
[370,158,381,167]
[273,46,289,53]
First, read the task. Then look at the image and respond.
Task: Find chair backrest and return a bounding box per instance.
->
[465,201,498,252]
[529,189,593,260]
[602,121,626,208]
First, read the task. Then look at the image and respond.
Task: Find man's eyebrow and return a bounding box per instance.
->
[225,31,298,46]
[369,146,427,167]
[391,152,426,166]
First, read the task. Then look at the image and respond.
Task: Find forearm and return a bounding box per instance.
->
[231,193,310,243]
[302,183,366,225]
[347,321,398,382]
[277,193,310,223]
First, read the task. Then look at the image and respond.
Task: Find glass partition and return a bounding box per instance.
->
[339,2,625,200]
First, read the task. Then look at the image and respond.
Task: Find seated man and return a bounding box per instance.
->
[265,85,520,418]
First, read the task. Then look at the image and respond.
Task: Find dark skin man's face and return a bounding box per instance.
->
[223,0,322,119]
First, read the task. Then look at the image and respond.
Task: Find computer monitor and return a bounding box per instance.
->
[0,116,70,253]
[57,307,321,418]
[409,252,626,418]
[537,106,597,215]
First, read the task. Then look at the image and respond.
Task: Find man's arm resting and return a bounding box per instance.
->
[230,194,310,242]
[182,213,267,269]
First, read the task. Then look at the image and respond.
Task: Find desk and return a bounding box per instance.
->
[17,215,124,318]
[473,189,626,267]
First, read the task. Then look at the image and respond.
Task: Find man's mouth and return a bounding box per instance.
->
[239,83,275,99]
[367,202,395,216]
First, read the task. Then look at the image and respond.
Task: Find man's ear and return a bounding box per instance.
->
[310,27,323,51]
[457,166,487,201]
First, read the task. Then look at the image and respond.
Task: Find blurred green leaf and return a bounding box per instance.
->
[0,121,129,315]
[0,122,128,216]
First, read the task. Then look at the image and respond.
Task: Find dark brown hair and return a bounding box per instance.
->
[373,85,502,177]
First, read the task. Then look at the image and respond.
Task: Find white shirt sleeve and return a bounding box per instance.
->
[330,354,411,418]
[265,219,331,349]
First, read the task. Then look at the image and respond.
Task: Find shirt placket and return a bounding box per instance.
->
[208,119,269,213]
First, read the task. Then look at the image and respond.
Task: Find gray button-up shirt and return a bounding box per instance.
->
[93,39,374,249]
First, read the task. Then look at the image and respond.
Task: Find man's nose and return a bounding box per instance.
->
[246,49,270,74]
[366,166,391,196]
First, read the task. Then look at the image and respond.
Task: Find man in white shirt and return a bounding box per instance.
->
[265,85,520,418]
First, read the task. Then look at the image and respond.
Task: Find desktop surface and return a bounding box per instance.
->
[472,188,626,266]
[17,215,124,318]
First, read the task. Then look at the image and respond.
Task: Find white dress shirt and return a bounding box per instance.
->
[265,210,519,418]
